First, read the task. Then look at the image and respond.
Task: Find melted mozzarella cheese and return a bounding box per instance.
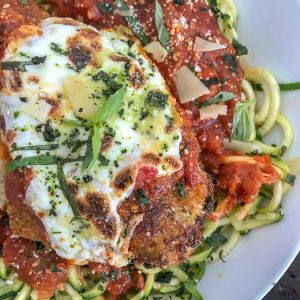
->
[0,18,182,266]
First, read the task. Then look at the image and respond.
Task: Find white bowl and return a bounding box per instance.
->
[198,0,300,299]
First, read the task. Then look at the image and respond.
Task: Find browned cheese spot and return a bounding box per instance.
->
[78,192,116,239]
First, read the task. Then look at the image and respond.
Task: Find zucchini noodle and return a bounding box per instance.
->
[245,68,281,135]
[0,1,297,300]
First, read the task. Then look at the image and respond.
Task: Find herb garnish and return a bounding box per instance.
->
[96,2,115,14]
[7,156,84,173]
[81,86,125,173]
[155,0,172,53]
[175,182,186,198]
[135,188,150,206]
[7,155,58,172]
[155,271,173,283]
[57,161,81,218]
[50,42,67,55]
[11,144,59,151]
[231,99,256,141]
[50,263,62,273]
[20,0,28,5]
[232,38,248,56]
[1,56,46,72]
[198,91,236,108]
[115,0,149,46]
[251,82,300,92]
[146,91,169,109]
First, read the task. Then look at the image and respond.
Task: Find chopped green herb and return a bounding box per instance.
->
[81,87,125,173]
[1,56,46,72]
[7,155,58,172]
[11,144,59,151]
[146,91,169,109]
[135,188,150,206]
[96,2,115,14]
[286,173,296,186]
[116,0,149,46]
[155,0,172,53]
[99,154,110,166]
[20,0,28,5]
[175,182,186,198]
[223,54,238,72]
[202,76,219,88]
[50,263,62,273]
[232,99,256,141]
[41,121,61,142]
[155,271,173,283]
[50,42,67,55]
[174,0,184,4]
[251,82,300,92]
[13,111,20,119]
[232,38,248,56]
[82,175,93,183]
[198,91,236,108]
[57,161,81,218]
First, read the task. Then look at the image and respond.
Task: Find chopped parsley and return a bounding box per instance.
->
[232,38,248,56]
[39,121,61,142]
[50,42,67,55]
[175,182,185,198]
[146,91,169,109]
[135,188,150,206]
[96,2,115,14]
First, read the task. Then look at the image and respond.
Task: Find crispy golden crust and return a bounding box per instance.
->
[5,168,50,245]
[120,169,213,268]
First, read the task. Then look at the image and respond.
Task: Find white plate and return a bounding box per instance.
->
[198,0,300,299]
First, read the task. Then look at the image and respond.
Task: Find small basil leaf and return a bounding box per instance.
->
[94,86,126,124]
[81,127,102,174]
[57,161,81,218]
[7,155,58,172]
[199,91,236,108]
[231,99,256,141]
[96,2,115,14]
[232,38,248,56]
[115,0,149,46]
[155,0,172,53]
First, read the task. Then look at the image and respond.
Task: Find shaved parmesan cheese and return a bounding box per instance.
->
[174,66,210,103]
[114,7,134,17]
[144,41,168,62]
[63,76,95,120]
[199,104,228,120]
[21,99,52,122]
[193,37,226,52]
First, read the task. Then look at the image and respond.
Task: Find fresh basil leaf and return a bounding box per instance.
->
[231,99,256,141]
[94,86,126,124]
[115,0,149,46]
[20,0,28,5]
[7,155,58,172]
[199,91,236,108]
[155,0,172,53]
[252,82,300,92]
[184,281,203,300]
[81,129,99,174]
[57,161,81,217]
[232,38,248,56]
[96,2,115,14]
